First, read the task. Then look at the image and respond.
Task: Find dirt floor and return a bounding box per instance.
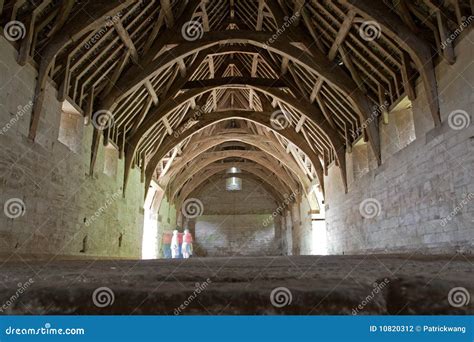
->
[0,254,472,315]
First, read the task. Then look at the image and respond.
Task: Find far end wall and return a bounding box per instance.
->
[193,177,282,257]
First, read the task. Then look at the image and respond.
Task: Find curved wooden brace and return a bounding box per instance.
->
[161,134,309,199]
[100,30,378,162]
[177,166,291,207]
[168,142,295,202]
[183,172,286,211]
[123,83,340,193]
[170,151,300,206]
[338,0,441,126]
[28,0,137,140]
[144,109,324,191]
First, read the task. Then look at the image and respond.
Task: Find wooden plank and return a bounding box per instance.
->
[435,9,456,64]
[401,51,416,100]
[256,0,265,30]
[144,79,159,105]
[328,10,356,61]
[114,20,139,64]
[160,0,174,28]
[309,79,324,103]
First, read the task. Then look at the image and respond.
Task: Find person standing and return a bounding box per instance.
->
[182,229,193,258]
[171,230,180,259]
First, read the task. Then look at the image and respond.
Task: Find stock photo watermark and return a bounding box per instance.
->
[264,12,301,48]
[174,279,212,315]
[352,278,390,315]
[3,197,26,219]
[359,198,382,219]
[181,198,204,219]
[92,287,115,308]
[263,189,299,227]
[85,191,121,227]
[0,278,35,313]
[270,287,293,308]
[0,101,33,135]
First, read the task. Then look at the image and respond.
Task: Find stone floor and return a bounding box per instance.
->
[0,254,472,315]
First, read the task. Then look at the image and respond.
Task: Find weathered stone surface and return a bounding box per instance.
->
[0,37,145,259]
[325,31,474,255]
[0,255,471,315]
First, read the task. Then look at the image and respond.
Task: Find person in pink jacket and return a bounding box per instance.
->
[181,229,193,258]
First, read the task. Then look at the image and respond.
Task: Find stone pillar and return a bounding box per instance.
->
[285,210,293,256]
[291,199,302,256]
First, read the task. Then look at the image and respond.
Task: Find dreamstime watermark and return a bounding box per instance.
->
[448,287,470,308]
[181,198,204,219]
[85,191,121,227]
[83,13,123,50]
[91,110,115,131]
[0,101,33,135]
[263,189,299,227]
[441,15,474,50]
[181,20,204,41]
[448,109,470,130]
[359,198,382,219]
[4,198,26,219]
[92,287,115,308]
[0,278,34,313]
[270,109,291,130]
[264,12,301,48]
[174,279,212,315]
[5,323,85,336]
[173,106,205,138]
[352,278,390,315]
[359,20,382,41]
[3,20,26,41]
[352,101,389,140]
[440,193,473,227]
[270,287,293,308]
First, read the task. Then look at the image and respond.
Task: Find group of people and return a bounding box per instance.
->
[162,229,194,259]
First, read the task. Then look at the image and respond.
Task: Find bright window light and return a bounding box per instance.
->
[226,177,242,191]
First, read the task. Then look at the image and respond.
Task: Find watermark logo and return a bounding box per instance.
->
[0,278,34,313]
[173,106,205,138]
[3,21,26,41]
[441,15,474,50]
[448,287,470,308]
[0,101,33,135]
[174,279,212,315]
[181,21,204,41]
[92,110,115,131]
[440,193,473,227]
[270,109,291,130]
[92,287,115,308]
[352,278,390,315]
[359,198,382,219]
[85,191,122,227]
[182,198,204,219]
[4,198,25,219]
[270,287,292,308]
[264,12,301,48]
[448,109,470,130]
[263,189,299,227]
[352,101,389,140]
[359,21,382,41]
[83,13,123,50]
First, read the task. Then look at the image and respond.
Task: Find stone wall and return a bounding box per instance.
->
[325,31,474,255]
[292,197,313,255]
[0,37,145,259]
[192,177,281,256]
